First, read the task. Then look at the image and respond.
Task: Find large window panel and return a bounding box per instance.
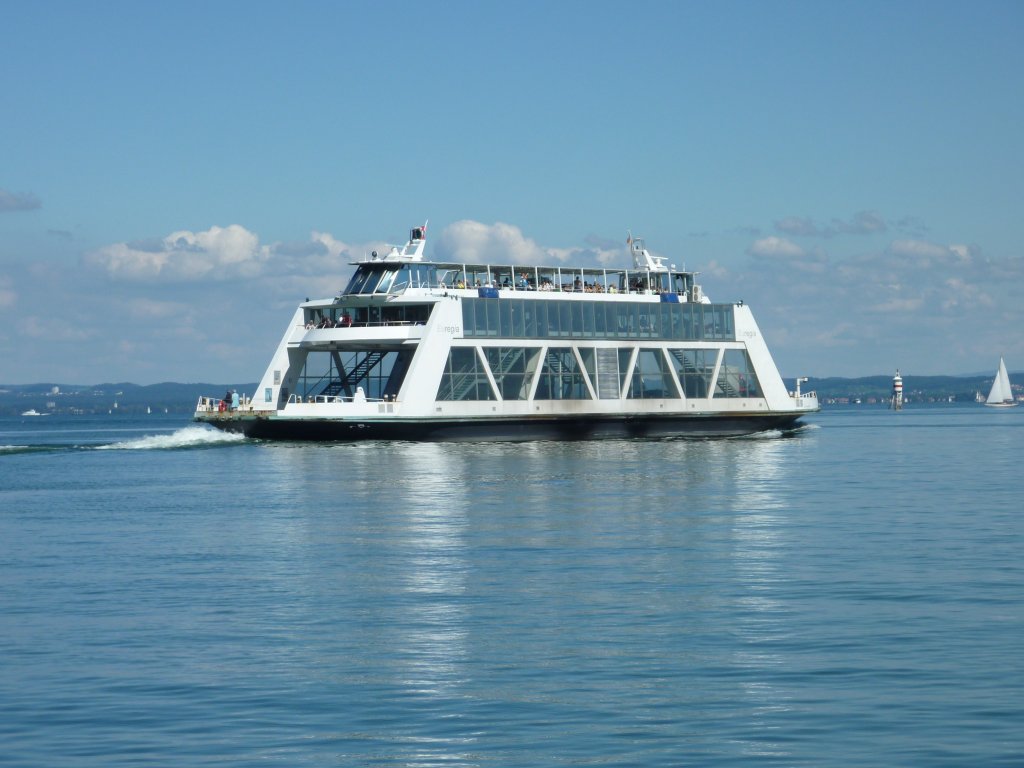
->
[486,300,500,337]
[535,347,591,400]
[571,302,584,338]
[578,347,597,387]
[616,304,635,338]
[626,348,679,399]
[668,348,718,398]
[581,302,596,337]
[474,301,488,337]
[296,350,411,401]
[618,348,634,393]
[523,301,537,338]
[484,347,537,400]
[499,300,513,338]
[716,348,761,398]
[559,302,573,338]
[459,298,735,342]
[461,301,475,336]
[436,347,496,401]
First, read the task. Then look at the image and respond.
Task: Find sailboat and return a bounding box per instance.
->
[984,357,1018,407]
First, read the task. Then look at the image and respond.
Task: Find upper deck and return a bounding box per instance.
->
[340,226,707,304]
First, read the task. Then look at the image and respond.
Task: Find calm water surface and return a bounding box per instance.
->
[1,406,1021,766]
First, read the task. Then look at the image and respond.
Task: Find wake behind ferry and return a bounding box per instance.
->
[195,224,818,440]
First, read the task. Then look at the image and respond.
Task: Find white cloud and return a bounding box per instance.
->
[748,236,806,258]
[700,259,732,280]
[125,298,193,320]
[888,238,950,260]
[87,224,269,281]
[843,211,887,235]
[809,321,862,348]
[0,188,41,213]
[311,231,351,260]
[20,315,95,342]
[167,225,262,268]
[87,220,639,291]
[947,244,973,262]
[774,210,887,238]
[10,215,1023,382]
[774,217,819,237]
[0,275,15,308]
[546,245,622,266]
[434,220,548,264]
[288,231,392,274]
[867,297,925,313]
[431,220,639,270]
[941,277,995,311]
[734,226,1024,375]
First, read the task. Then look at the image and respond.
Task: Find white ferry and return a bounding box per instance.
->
[195,224,818,440]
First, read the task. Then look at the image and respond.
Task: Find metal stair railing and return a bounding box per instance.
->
[317,351,386,398]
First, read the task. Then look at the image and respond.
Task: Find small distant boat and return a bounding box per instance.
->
[21,409,47,416]
[984,357,1018,408]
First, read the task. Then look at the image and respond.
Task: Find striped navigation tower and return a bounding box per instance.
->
[890,369,904,410]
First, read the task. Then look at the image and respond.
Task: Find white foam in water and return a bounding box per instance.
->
[748,429,784,439]
[97,425,247,451]
[740,421,819,440]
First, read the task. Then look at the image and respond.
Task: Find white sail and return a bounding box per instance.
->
[985,357,1015,405]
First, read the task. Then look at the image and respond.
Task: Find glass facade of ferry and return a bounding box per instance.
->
[289,296,759,405]
[435,345,761,403]
[436,300,760,403]
[460,298,734,341]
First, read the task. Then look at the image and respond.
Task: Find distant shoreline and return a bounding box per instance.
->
[3,373,1015,417]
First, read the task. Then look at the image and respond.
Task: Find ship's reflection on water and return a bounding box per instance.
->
[257,430,815,763]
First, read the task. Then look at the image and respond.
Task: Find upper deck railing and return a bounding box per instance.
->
[341,260,701,300]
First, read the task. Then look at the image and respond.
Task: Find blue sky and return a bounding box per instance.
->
[2,1,1022,384]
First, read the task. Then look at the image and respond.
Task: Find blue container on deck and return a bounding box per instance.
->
[478,287,500,299]
[659,292,681,303]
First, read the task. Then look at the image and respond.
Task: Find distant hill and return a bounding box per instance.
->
[0,382,257,416]
[800,374,1007,404]
[0,373,1012,415]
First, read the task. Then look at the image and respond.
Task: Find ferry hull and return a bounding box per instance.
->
[198,412,807,442]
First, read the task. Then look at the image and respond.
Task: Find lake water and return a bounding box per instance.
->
[1,405,1021,766]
